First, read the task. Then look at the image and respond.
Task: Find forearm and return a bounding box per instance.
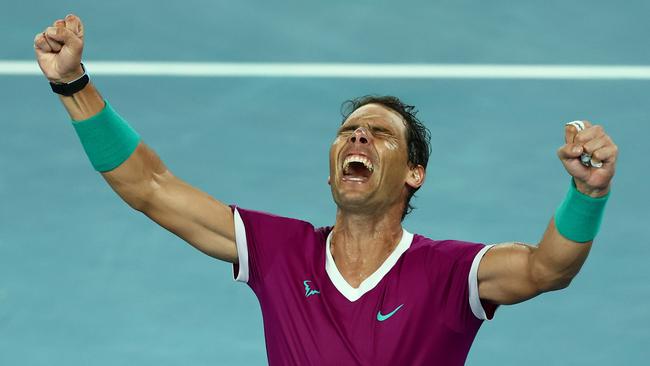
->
[532,218,593,291]
[59,80,105,121]
[532,181,609,291]
[59,81,165,211]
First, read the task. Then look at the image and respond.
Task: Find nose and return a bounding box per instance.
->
[349,127,370,144]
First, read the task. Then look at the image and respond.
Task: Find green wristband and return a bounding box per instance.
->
[71,101,141,172]
[554,179,610,243]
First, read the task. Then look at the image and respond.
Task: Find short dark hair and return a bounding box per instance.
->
[341,95,431,220]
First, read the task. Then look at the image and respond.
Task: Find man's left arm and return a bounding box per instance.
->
[477,121,618,305]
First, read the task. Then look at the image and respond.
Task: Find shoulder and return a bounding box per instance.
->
[410,234,485,256]
[406,234,487,268]
[234,205,314,230]
[233,205,331,241]
[233,206,310,225]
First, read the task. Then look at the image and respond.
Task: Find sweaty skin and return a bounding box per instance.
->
[328,105,424,288]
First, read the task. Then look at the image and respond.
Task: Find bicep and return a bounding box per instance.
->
[477,242,542,305]
[139,172,238,263]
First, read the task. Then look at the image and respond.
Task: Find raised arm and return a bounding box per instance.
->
[34,15,238,263]
[477,121,617,305]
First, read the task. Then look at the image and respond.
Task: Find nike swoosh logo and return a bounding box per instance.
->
[377,304,404,321]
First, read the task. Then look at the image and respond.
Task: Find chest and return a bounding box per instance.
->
[251,233,483,365]
[258,260,461,365]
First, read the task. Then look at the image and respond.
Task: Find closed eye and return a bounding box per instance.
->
[337,126,356,135]
[337,125,394,137]
[370,127,392,135]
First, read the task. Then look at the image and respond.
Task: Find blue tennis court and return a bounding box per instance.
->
[1,1,649,365]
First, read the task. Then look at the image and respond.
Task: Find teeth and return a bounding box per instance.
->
[343,154,374,173]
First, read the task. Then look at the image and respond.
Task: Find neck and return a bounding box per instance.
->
[330,205,405,288]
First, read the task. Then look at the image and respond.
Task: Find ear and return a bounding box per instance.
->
[405,165,425,190]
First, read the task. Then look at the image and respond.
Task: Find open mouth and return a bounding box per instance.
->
[342,154,374,182]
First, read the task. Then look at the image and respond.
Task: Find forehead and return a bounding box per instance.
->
[342,104,407,134]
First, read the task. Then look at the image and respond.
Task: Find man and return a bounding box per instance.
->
[35,15,617,365]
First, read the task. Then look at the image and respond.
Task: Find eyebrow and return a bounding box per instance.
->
[338,123,393,135]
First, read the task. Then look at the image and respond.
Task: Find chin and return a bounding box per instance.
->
[332,189,375,210]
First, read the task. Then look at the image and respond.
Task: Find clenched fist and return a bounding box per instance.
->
[33,14,85,83]
[557,121,618,197]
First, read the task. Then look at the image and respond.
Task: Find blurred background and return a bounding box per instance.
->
[1,1,649,365]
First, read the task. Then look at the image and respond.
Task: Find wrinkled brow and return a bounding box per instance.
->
[337,122,393,135]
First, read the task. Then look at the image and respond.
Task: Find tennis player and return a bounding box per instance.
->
[35,14,618,365]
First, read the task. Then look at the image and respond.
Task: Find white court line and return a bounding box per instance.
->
[3,60,650,79]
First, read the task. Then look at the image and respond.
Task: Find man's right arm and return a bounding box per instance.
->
[102,132,238,263]
[35,15,238,263]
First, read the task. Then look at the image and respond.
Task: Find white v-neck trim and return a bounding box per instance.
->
[325,229,414,302]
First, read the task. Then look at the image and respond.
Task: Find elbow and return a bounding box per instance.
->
[100,143,170,213]
[107,176,160,213]
[119,168,174,212]
[128,196,150,213]
[531,262,575,293]
[129,179,162,213]
[541,276,573,292]
[131,170,174,213]
[113,189,150,212]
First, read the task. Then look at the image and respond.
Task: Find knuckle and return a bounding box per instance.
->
[557,145,569,157]
[592,150,604,159]
[582,127,600,139]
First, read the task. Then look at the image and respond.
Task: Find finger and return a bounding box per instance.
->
[43,29,63,52]
[575,124,605,145]
[564,122,580,144]
[557,143,584,160]
[564,120,591,144]
[582,135,612,154]
[34,32,52,52]
[64,14,84,38]
[44,26,79,46]
[53,19,65,27]
[559,149,591,182]
[592,145,619,165]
